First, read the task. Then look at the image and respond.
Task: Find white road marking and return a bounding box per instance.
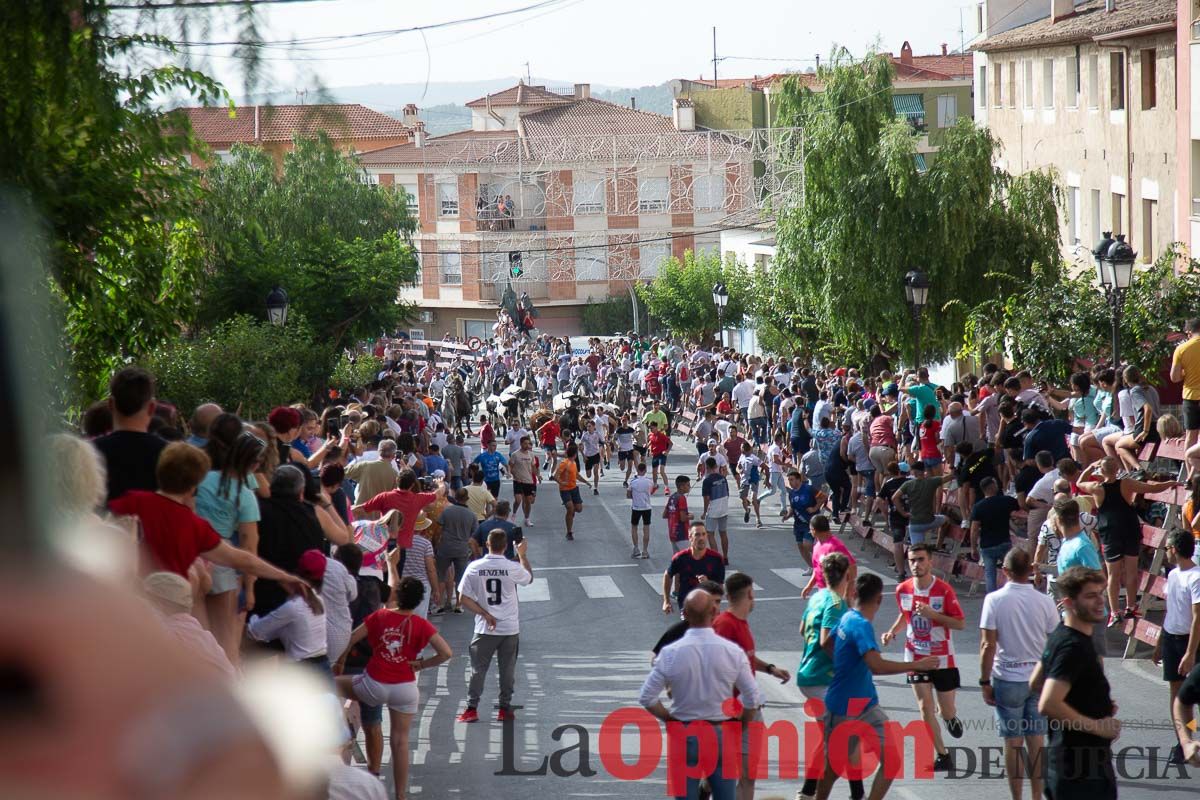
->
[771,567,810,589]
[579,574,624,598]
[642,573,665,593]
[517,578,551,602]
[436,663,449,696]
[537,563,641,571]
[412,697,439,765]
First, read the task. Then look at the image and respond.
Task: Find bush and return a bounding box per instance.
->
[145,314,331,419]
[330,353,382,396]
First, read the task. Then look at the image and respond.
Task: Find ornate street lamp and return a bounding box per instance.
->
[903,270,930,368]
[712,282,729,349]
[1093,232,1136,368]
[266,285,289,327]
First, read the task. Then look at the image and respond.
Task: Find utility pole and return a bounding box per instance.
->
[523,61,531,83]
[712,27,717,86]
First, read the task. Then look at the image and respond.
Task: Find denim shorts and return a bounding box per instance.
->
[992,677,1046,739]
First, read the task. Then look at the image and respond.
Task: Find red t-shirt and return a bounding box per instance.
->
[895,577,964,669]
[538,420,561,446]
[713,610,756,673]
[109,491,221,577]
[362,490,439,548]
[649,430,671,457]
[645,371,661,395]
[480,423,495,448]
[665,492,690,542]
[364,609,437,684]
[722,436,744,468]
[715,399,733,416]
[585,353,601,372]
[919,420,942,460]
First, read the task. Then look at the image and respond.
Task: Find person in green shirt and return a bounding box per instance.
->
[795,551,862,800]
[641,402,668,435]
[904,368,941,425]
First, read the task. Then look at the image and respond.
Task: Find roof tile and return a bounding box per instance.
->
[464,83,573,109]
[975,0,1174,51]
[182,103,410,144]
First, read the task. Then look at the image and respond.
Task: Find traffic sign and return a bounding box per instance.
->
[467,336,483,351]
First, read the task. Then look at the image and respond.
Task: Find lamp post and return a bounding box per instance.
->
[266,285,289,327]
[903,270,930,368]
[1092,232,1136,368]
[712,281,729,349]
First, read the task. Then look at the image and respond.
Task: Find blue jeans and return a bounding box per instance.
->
[907,514,946,544]
[749,416,768,445]
[671,724,736,800]
[981,541,1012,593]
[992,677,1046,738]
[771,472,787,508]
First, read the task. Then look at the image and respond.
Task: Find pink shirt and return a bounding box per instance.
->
[158,610,236,678]
[811,535,855,589]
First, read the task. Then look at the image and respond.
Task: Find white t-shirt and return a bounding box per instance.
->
[505,427,530,455]
[979,580,1060,681]
[247,595,327,661]
[713,419,732,441]
[629,475,653,511]
[458,553,533,636]
[615,426,636,451]
[697,450,729,473]
[581,431,602,457]
[767,443,785,474]
[732,379,757,409]
[1164,564,1200,636]
[1027,469,1061,505]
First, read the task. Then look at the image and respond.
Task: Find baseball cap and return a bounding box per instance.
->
[898,461,911,473]
[431,469,446,479]
[297,549,327,581]
[707,437,719,445]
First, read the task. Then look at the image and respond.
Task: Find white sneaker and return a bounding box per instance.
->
[800,566,812,576]
[524,519,532,527]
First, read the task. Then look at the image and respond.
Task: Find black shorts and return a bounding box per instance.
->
[1100,531,1140,562]
[633,444,647,455]
[1186,399,1200,432]
[585,454,600,470]
[1162,632,1198,682]
[631,508,652,526]
[513,481,536,497]
[618,449,634,462]
[890,525,908,544]
[906,667,960,692]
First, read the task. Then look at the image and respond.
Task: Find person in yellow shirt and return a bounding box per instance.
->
[1171,318,1200,451]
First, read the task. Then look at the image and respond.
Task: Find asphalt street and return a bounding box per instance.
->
[375,431,1199,799]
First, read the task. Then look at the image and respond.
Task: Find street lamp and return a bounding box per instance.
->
[266,285,289,327]
[903,270,930,368]
[712,282,729,349]
[1092,232,1136,368]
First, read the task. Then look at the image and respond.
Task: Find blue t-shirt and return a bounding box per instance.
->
[195,470,260,541]
[1023,418,1073,462]
[291,437,312,459]
[796,588,849,687]
[473,451,508,483]
[824,608,879,716]
[473,517,518,560]
[788,483,816,532]
[423,454,449,477]
[1057,533,1102,572]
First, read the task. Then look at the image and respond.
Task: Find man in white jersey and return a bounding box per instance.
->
[614,414,639,486]
[628,462,654,559]
[504,422,530,457]
[455,532,533,723]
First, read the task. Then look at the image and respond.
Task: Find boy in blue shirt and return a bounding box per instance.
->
[783,469,820,574]
[818,574,938,800]
[472,440,508,498]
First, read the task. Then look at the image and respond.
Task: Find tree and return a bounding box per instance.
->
[194,136,418,349]
[2,3,228,402]
[638,250,750,341]
[769,50,1061,369]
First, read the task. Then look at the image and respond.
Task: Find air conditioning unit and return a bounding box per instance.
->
[418,311,435,324]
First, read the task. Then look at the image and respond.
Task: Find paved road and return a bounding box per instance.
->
[373,432,1199,799]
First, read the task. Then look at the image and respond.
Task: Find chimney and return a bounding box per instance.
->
[253,104,260,142]
[574,83,590,99]
[1105,0,1116,10]
[631,96,637,110]
[672,98,695,131]
[941,43,948,56]
[413,121,426,148]
[402,103,419,126]
[1052,0,1075,21]
[900,41,913,66]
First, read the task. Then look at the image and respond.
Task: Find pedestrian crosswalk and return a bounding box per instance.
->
[505,564,807,603]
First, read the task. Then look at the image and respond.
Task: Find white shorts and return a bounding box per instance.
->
[353,673,420,713]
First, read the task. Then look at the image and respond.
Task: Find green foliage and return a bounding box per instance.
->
[581,294,641,335]
[957,248,1200,384]
[330,353,383,395]
[1,4,230,402]
[145,315,330,420]
[769,50,1061,368]
[194,136,419,349]
[638,251,750,340]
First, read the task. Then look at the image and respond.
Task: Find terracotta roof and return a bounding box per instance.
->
[357,130,520,167]
[519,97,678,138]
[753,72,820,89]
[975,0,1174,52]
[182,103,410,143]
[465,83,573,109]
[907,53,973,79]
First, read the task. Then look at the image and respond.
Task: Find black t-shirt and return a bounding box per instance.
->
[880,476,909,529]
[93,430,168,502]
[957,449,996,490]
[999,418,1026,451]
[1014,464,1042,497]
[970,494,1020,548]
[1042,623,1114,753]
[653,620,690,655]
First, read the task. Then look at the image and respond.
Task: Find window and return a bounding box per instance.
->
[638,177,669,213]
[1111,192,1124,235]
[440,248,461,285]
[1023,59,1034,108]
[1007,62,1016,107]
[1067,187,1080,245]
[1110,51,1125,110]
[1042,59,1054,108]
[639,241,670,278]
[573,176,605,215]
[1140,49,1156,110]
[937,95,958,128]
[575,246,608,281]
[213,149,236,164]
[437,180,459,217]
[359,171,379,186]
[1142,199,1156,262]
[1091,188,1102,243]
[979,65,987,107]
[1068,49,1080,107]
[693,172,726,211]
[401,183,418,216]
[1087,53,1100,108]
[993,63,1002,107]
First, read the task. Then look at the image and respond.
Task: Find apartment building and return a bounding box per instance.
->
[1179,0,1200,254]
[359,82,753,339]
[974,0,1177,266]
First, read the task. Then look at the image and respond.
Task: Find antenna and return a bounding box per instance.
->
[295,88,308,105]
[524,61,531,83]
[712,27,718,85]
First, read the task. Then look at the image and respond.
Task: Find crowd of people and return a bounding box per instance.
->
[51,320,1200,800]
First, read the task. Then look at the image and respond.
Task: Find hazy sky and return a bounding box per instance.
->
[134,0,979,96]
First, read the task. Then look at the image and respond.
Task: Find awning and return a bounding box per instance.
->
[893,94,925,119]
[915,153,928,173]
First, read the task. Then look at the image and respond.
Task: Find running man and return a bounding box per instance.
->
[550,442,588,541]
[736,440,764,528]
[648,421,672,490]
[700,457,731,564]
[881,542,966,772]
[627,462,654,559]
[509,436,539,527]
[783,469,820,575]
[661,523,725,616]
[615,413,639,487]
[580,420,603,496]
[536,414,562,474]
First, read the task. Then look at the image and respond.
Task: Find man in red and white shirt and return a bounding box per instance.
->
[712,572,788,800]
[881,542,966,772]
